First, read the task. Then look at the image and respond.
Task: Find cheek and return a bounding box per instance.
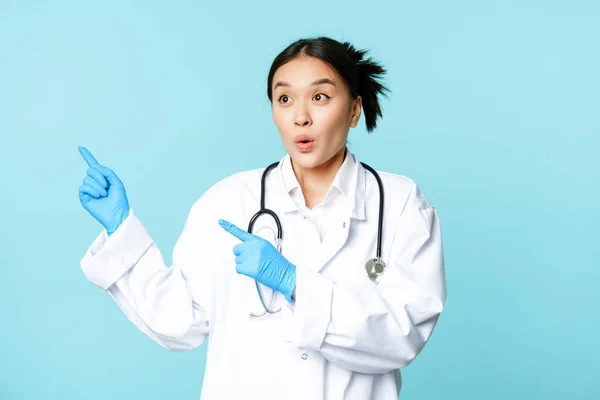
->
[315,106,349,132]
[272,109,286,131]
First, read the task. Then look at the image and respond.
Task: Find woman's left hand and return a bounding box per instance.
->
[219,219,296,302]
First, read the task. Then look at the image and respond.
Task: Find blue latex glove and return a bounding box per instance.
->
[219,219,296,302]
[78,146,130,236]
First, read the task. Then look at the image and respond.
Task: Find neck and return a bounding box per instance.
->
[291,147,347,209]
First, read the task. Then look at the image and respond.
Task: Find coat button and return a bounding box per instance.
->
[342,222,346,228]
[302,353,308,360]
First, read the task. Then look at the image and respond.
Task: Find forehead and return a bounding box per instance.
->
[272,56,340,88]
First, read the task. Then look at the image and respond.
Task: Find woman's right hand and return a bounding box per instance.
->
[78,146,130,236]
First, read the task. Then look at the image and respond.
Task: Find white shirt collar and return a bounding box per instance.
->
[281,149,354,197]
[276,149,366,220]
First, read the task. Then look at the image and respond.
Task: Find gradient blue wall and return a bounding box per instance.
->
[1,1,598,399]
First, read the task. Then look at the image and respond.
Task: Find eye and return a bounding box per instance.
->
[277,95,290,104]
[314,93,330,102]
[277,93,330,104]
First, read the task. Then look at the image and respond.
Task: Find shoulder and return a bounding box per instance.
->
[368,168,435,212]
[367,169,439,238]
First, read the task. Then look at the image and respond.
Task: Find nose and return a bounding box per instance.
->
[295,118,310,127]
[294,107,312,127]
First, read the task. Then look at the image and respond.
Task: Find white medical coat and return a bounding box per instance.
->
[80,151,447,399]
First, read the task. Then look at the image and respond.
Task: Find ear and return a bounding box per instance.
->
[349,95,362,128]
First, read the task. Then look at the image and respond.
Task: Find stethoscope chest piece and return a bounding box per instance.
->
[365,257,386,281]
[250,156,386,317]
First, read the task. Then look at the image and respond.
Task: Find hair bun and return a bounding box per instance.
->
[341,41,368,67]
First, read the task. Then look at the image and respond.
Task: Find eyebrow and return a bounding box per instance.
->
[273,78,336,91]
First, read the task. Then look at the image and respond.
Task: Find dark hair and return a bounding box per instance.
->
[267,36,390,132]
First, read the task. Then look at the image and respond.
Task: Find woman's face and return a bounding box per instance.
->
[271,56,362,170]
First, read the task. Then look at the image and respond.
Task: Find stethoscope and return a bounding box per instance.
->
[247,155,386,318]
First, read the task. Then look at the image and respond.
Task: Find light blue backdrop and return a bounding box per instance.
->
[1,1,598,399]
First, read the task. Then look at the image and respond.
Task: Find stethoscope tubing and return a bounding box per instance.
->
[247,158,384,317]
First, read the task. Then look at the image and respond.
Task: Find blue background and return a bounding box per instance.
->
[1,1,598,399]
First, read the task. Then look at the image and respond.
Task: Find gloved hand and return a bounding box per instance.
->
[219,219,296,302]
[78,146,130,236]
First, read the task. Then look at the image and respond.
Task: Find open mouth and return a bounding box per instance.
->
[295,140,314,152]
[294,134,314,144]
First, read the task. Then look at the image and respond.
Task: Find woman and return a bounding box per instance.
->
[78,36,446,399]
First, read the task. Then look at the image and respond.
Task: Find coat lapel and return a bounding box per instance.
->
[267,152,368,275]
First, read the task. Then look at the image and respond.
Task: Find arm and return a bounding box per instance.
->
[284,183,446,374]
[80,196,217,352]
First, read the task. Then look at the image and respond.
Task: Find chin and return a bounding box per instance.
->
[290,152,325,169]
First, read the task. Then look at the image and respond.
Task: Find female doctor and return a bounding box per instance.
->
[78,36,446,400]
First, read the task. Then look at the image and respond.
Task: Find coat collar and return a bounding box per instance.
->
[273,150,366,220]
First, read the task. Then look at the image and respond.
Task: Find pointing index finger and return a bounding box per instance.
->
[78,146,99,167]
[219,219,253,242]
